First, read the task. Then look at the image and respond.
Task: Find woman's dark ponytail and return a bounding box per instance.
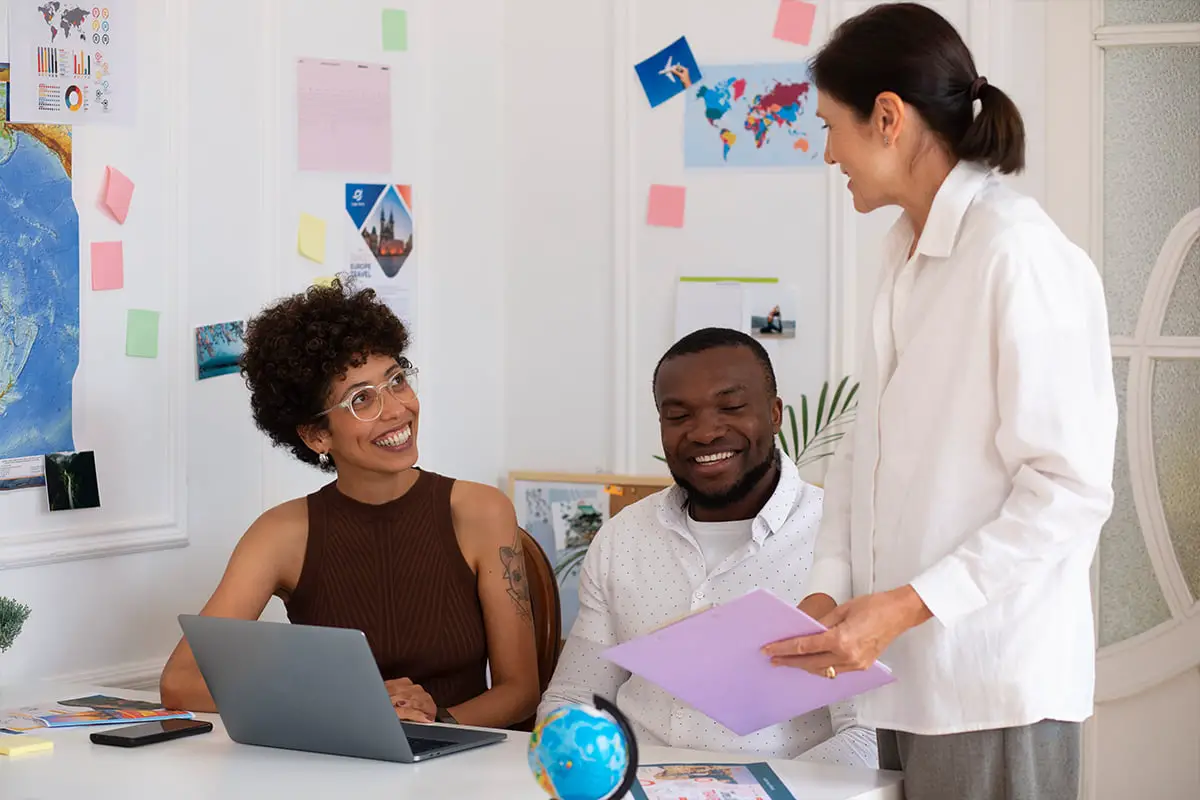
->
[810,3,1027,175]
[956,78,1026,175]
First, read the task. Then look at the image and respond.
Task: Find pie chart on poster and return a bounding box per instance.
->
[64,86,83,112]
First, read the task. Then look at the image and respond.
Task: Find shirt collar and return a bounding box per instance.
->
[894,160,992,259]
[656,449,802,545]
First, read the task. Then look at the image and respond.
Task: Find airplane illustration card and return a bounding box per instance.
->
[635,36,702,108]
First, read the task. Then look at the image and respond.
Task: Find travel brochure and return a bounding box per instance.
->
[631,762,797,800]
[0,694,192,733]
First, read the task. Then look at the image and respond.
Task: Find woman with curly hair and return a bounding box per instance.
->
[160,279,540,729]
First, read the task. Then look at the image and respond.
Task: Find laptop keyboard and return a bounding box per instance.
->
[408,737,455,755]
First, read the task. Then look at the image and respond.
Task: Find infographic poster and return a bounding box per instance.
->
[8,0,135,124]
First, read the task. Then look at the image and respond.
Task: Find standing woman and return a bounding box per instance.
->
[763,4,1117,800]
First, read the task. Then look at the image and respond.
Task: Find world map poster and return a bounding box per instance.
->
[684,63,826,169]
[0,63,80,479]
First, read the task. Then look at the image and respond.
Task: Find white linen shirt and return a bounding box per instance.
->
[808,160,1118,735]
[538,454,878,767]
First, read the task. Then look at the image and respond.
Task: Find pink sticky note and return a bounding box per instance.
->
[297,58,393,173]
[647,184,686,228]
[90,241,124,291]
[773,0,817,46]
[103,166,135,224]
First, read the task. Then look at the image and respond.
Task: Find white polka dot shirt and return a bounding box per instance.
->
[538,452,879,768]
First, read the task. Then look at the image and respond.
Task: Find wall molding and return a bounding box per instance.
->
[0,0,190,572]
[612,0,635,475]
[1095,23,1200,47]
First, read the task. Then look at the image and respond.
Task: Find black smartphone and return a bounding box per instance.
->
[90,718,213,747]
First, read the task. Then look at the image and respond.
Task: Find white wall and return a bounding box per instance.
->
[502,0,615,475]
[1,0,507,685]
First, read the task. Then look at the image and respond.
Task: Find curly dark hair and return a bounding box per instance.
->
[240,277,410,472]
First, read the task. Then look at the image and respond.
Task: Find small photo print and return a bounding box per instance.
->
[748,304,796,340]
[195,321,246,380]
[43,451,101,512]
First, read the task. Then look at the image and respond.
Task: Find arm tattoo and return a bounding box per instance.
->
[499,531,534,625]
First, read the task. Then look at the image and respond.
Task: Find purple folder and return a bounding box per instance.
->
[601,588,896,736]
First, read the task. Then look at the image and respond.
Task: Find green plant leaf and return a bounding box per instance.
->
[777,430,789,457]
[652,454,666,462]
[827,376,849,425]
[801,395,810,448]
[801,430,846,455]
[841,382,859,412]
[814,381,829,438]
[787,404,799,458]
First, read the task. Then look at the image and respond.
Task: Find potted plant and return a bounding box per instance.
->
[0,596,31,656]
[777,375,859,484]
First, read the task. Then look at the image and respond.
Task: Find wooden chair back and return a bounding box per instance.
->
[509,528,562,731]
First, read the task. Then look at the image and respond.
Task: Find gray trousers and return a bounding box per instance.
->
[878,719,1081,800]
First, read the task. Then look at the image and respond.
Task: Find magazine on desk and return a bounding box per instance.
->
[0,694,193,733]
[630,762,797,800]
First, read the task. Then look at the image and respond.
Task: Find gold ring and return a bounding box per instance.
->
[824,666,837,679]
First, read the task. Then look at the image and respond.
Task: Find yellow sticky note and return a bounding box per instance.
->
[312,275,336,288]
[0,736,54,756]
[298,213,327,263]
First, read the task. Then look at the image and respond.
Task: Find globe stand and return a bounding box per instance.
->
[591,695,639,800]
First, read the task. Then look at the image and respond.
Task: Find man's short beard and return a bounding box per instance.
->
[672,446,781,512]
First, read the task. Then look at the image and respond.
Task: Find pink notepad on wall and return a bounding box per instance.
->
[601,589,896,736]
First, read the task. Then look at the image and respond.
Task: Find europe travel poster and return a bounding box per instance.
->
[345,183,416,335]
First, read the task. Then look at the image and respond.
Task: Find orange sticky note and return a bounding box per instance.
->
[90,241,124,290]
[103,166,135,224]
[604,485,624,496]
[647,184,686,228]
[773,0,817,46]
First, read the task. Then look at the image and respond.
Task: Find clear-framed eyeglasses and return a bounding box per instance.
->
[317,360,419,423]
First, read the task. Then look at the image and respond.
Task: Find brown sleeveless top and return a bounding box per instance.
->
[286,470,488,709]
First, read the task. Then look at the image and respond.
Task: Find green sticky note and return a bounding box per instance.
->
[126,309,160,358]
[382,9,408,52]
[297,213,327,263]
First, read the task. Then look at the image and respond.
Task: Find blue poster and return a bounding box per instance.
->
[0,71,79,465]
[634,36,702,108]
[346,183,414,279]
[684,63,826,168]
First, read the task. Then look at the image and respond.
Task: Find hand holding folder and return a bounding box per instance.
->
[601,589,895,736]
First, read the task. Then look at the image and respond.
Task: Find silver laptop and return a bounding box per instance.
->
[178,615,507,763]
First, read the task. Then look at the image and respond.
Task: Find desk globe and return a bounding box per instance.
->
[528,695,639,800]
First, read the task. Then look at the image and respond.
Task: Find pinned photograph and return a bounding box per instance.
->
[748,285,798,340]
[195,321,246,380]
[634,36,702,108]
[43,450,100,511]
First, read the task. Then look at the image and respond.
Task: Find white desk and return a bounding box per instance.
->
[0,684,903,799]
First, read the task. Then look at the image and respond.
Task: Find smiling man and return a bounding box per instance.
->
[537,327,878,766]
